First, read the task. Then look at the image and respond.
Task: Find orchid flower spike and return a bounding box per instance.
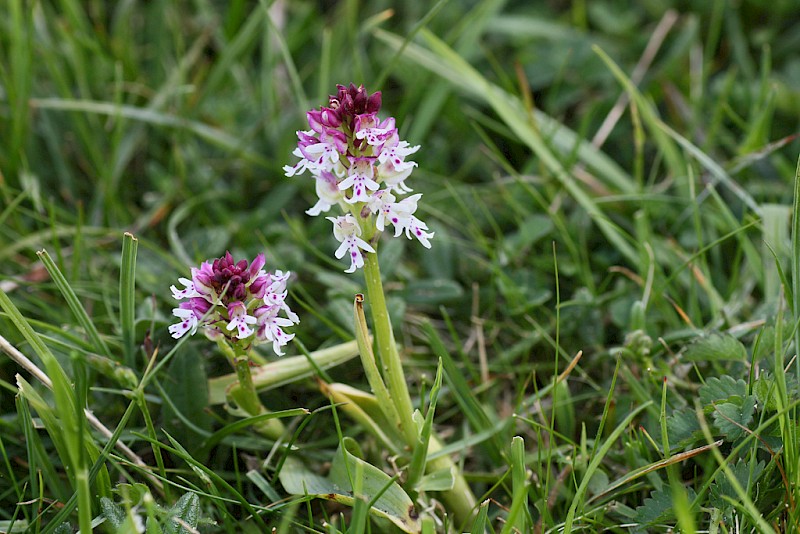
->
[168,252,299,356]
[285,83,434,272]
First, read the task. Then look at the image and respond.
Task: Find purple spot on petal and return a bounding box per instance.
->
[392,217,398,223]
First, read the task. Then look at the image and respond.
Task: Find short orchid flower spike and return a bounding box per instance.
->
[284,83,434,272]
[168,252,299,356]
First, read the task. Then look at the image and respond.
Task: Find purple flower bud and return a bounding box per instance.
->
[320,107,342,127]
[307,110,324,133]
[249,253,266,276]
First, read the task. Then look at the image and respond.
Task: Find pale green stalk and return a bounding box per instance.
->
[361,250,477,524]
[219,338,286,440]
[362,251,417,445]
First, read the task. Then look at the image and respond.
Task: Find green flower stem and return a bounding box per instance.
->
[362,251,477,525]
[207,340,360,405]
[362,250,417,445]
[220,339,286,440]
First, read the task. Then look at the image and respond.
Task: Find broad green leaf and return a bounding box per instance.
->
[753,372,779,411]
[682,333,747,362]
[415,467,455,492]
[162,348,212,448]
[279,438,421,533]
[635,486,698,525]
[321,383,404,455]
[420,225,456,280]
[503,214,554,261]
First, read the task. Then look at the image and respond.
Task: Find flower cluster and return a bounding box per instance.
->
[168,252,299,356]
[284,83,434,272]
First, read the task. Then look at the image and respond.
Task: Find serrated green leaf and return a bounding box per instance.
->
[635,486,697,525]
[683,333,747,362]
[666,408,701,446]
[712,396,756,441]
[634,488,673,524]
[699,376,747,406]
[710,459,766,513]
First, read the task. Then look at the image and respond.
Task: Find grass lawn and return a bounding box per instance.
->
[2,1,800,532]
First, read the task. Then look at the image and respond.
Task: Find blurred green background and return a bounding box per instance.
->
[3,0,800,530]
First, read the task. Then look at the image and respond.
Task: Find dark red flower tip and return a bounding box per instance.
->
[209,251,253,302]
[327,84,382,130]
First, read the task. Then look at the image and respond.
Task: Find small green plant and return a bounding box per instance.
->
[100,484,210,534]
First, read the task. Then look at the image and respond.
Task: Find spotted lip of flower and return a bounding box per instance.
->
[169,252,299,356]
[327,214,376,273]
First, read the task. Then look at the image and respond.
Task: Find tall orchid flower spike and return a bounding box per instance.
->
[285,83,433,272]
[168,252,299,356]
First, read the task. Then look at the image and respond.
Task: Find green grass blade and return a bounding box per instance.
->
[500,436,529,534]
[422,321,502,463]
[406,359,444,496]
[791,154,800,379]
[119,232,138,367]
[469,500,491,534]
[563,401,653,531]
[36,249,112,359]
[29,98,271,168]
[375,28,637,196]
[378,28,638,264]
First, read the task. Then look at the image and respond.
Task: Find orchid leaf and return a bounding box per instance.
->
[279,437,421,533]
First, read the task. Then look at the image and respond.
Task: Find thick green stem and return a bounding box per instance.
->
[224,340,286,440]
[362,251,417,445]
[362,251,477,524]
